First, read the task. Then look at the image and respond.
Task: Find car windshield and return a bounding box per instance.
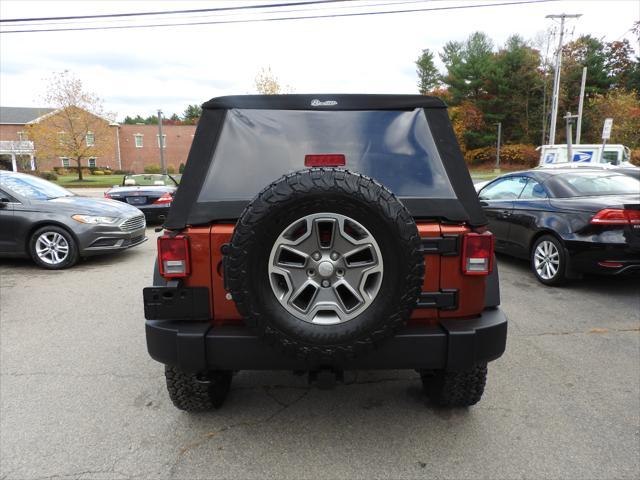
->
[0,173,74,200]
[122,174,176,186]
[559,173,640,196]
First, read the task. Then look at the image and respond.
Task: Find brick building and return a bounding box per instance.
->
[0,106,196,173]
[119,124,195,173]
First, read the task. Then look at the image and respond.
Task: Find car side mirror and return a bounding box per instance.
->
[0,197,10,208]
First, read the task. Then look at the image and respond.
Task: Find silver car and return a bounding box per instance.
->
[0,171,146,269]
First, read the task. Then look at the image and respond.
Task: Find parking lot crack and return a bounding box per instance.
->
[24,469,132,480]
[518,325,639,337]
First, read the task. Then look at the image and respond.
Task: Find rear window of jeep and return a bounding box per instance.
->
[197,108,456,202]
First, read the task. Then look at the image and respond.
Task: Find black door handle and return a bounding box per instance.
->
[500,210,512,218]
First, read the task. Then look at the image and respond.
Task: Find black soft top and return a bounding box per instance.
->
[202,94,447,111]
[164,94,486,229]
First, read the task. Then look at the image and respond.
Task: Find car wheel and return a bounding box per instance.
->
[165,366,232,412]
[226,168,424,362]
[421,364,488,407]
[531,234,567,286]
[29,225,79,270]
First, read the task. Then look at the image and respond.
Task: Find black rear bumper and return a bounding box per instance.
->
[145,308,507,373]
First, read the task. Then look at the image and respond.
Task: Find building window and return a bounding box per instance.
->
[157,134,167,148]
[17,131,26,141]
[61,157,70,168]
[86,132,95,147]
[88,157,97,168]
[134,134,143,148]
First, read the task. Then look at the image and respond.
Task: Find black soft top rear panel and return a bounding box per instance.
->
[165,95,486,229]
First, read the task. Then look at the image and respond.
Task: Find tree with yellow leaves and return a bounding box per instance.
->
[27,71,115,180]
[255,66,294,95]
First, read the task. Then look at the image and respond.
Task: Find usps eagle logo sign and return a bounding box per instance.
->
[572,150,594,163]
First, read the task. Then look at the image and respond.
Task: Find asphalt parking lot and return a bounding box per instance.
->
[1,226,639,480]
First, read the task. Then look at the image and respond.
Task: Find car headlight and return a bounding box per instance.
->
[71,214,119,225]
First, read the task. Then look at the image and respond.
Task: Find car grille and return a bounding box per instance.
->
[120,214,146,232]
[128,235,145,246]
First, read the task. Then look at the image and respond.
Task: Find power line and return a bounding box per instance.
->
[2,1,437,28]
[0,0,557,34]
[0,0,351,23]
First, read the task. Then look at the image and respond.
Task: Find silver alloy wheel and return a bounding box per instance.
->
[35,231,70,265]
[533,240,560,280]
[268,213,383,325]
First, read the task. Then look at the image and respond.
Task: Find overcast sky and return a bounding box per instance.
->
[1,0,638,121]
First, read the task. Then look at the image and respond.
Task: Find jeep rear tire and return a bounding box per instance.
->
[165,366,232,412]
[421,364,488,407]
[226,168,424,362]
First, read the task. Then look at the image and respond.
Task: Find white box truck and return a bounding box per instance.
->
[537,144,634,168]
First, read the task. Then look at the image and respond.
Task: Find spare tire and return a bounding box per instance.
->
[226,168,423,362]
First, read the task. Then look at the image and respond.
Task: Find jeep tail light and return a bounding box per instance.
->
[590,208,640,225]
[304,154,346,167]
[158,235,190,278]
[462,232,493,275]
[153,192,173,205]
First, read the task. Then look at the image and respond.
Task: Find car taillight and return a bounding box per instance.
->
[462,232,493,275]
[158,235,190,278]
[304,154,346,167]
[104,193,112,199]
[153,193,173,204]
[590,209,640,225]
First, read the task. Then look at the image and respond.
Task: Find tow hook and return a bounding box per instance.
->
[309,368,344,390]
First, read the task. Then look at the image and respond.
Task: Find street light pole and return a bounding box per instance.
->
[495,122,502,172]
[157,109,166,174]
[564,112,578,163]
[575,66,587,144]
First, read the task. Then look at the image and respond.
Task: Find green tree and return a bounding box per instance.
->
[485,35,544,144]
[415,49,440,94]
[440,33,494,105]
[605,39,635,88]
[561,35,611,112]
[182,104,202,124]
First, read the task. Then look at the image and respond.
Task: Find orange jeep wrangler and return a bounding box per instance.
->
[143,95,507,411]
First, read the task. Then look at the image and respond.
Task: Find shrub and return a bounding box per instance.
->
[166,165,176,174]
[464,144,539,169]
[631,150,640,166]
[113,169,133,175]
[144,164,162,174]
[179,163,185,174]
[61,166,91,175]
[93,170,105,175]
[37,171,58,181]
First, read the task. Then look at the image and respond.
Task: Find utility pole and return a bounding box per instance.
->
[575,66,587,144]
[541,26,554,146]
[546,13,582,145]
[157,109,166,174]
[494,122,502,172]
